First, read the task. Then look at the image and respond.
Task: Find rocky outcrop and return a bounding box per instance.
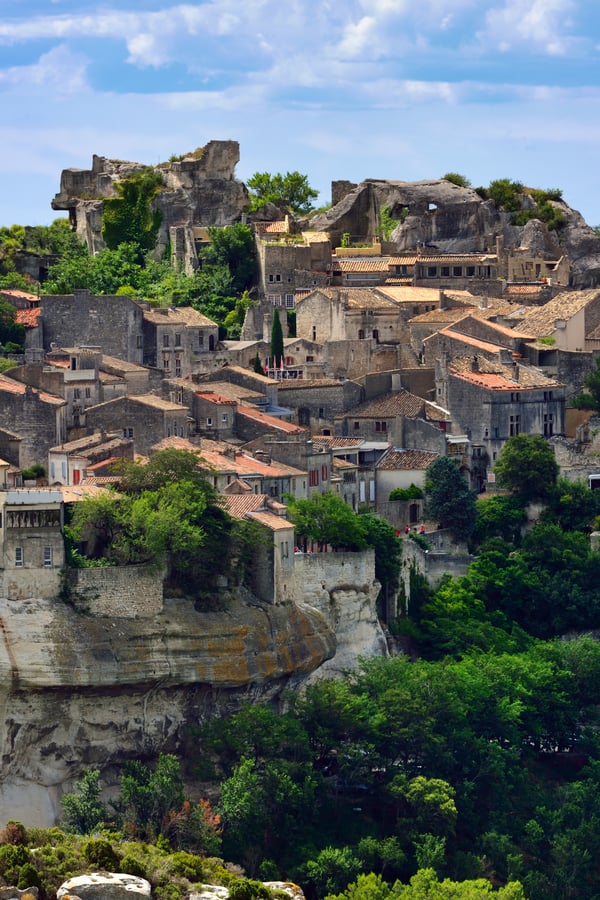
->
[310,178,600,288]
[0,591,335,827]
[51,141,249,259]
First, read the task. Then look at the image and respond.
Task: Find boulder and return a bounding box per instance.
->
[57,874,151,900]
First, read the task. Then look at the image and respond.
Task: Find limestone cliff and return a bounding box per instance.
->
[310,178,600,289]
[51,141,249,258]
[0,591,335,827]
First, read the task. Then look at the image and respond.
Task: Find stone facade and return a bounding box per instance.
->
[0,377,67,469]
[84,395,190,457]
[40,292,145,364]
[0,489,64,601]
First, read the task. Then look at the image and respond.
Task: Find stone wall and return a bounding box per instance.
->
[40,293,144,363]
[400,534,474,607]
[67,565,164,617]
[291,549,387,679]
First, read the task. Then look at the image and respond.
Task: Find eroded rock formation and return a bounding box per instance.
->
[0,591,335,826]
[310,178,600,288]
[51,141,249,259]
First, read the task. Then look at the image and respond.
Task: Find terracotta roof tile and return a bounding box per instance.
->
[15,308,41,328]
[377,449,438,470]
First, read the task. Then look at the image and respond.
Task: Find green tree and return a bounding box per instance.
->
[117,754,184,839]
[424,457,477,541]
[494,434,558,502]
[102,168,163,257]
[541,476,600,532]
[246,171,319,215]
[287,492,368,550]
[0,297,25,350]
[201,225,257,294]
[270,310,284,368]
[359,512,401,614]
[395,868,526,898]
[61,769,109,834]
[324,871,396,900]
[253,351,264,375]
[304,846,362,898]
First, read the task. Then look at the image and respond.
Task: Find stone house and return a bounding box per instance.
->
[374,448,438,525]
[333,388,450,453]
[254,224,331,302]
[239,431,330,500]
[15,307,43,356]
[438,355,565,479]
[0,488,64,600]
[221,491,296,604]
[142,306,219,377]
[277,377,364,434]
[48,431,133,486]
[84,394,191,457]
[40,291,145,363]
[192,391,237,441]
[196,440,308,501]
[0,376,67,470]
[311,436,366,510]
[508,288,600,352]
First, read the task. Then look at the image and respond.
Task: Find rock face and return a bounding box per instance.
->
[0,591,336,826]
[51,141,249,257]
[310,178,600,288]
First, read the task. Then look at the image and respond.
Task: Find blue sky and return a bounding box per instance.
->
[1,0,600,228]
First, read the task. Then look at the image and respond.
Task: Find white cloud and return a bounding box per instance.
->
[481,0,576,54]
[337,16,378,58]
[0,44,89,94]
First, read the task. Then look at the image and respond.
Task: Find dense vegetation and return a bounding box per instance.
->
[42,439,600,898]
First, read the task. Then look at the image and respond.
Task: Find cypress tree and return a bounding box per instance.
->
[253,351,263,375]
[270,311,284,367]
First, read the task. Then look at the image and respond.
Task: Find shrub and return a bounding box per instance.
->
[0,821,28,845]
[18,861,40,889]
[83,838,121,870]
[389,484,424,501]
[168,850,204,882]
[120,854,148,879]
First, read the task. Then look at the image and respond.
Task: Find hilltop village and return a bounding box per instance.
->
[3,140,600,829]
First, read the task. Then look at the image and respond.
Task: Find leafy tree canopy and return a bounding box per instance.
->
[494,434,558,502]
[286,492,369,551]
[424,457,477,541]
[102,168,163,257]
[246,171,319,215]
[200,224,257,294]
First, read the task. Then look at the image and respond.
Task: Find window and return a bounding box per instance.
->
[510,392,520,402]
[15,547,23,567]
[509,414,520,436]
[163,334,170,347]
[281,541,289,559]
[206,417,213,426]
[285,294,295,308]
[358,329,365,340]
[222,413,228,425]
[198,333,204,347]
[268,294,282,306]
[353,421,360,430]
[321,465,328,481]
[73,388,81,400]
[136,335,143,348]
[175,356,182,378]
[309,469,320,486]
[466,266,475,276]
[123,427,133,438]
[441,266,450,277]
[427,266,437,277]
[453,266,462,277]
[312,327,317,341]
[43,547,53,568]
[544,391,553,401]
[318,407,325,418]
[375,421,387,433]
[544,413,554,437]
[85,387,91,399]
[174,333,182,346]
[162,353,171,371]
[373,329,379,342]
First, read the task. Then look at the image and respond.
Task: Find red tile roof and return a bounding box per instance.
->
[15,307,41,328]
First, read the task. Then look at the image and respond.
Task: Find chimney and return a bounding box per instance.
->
[472,356,479,373]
